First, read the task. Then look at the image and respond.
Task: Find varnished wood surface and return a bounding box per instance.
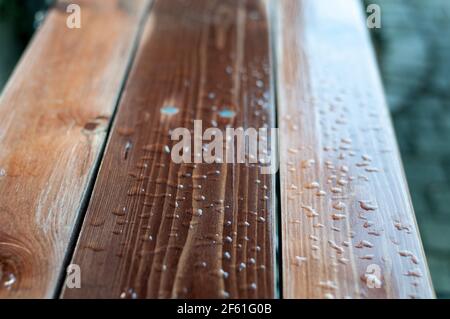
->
[62,0,276,299]
[275,0,435,298]
[0,0,150,298]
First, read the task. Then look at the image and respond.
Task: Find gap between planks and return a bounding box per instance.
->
[53,0,156,298]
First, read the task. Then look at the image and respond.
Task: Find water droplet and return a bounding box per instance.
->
[194,195,206,201]
[192,174,207,180]
[302,159,316,168]
[224,236,233,243]
[399,250,413,257]
[359,200,377,211]
[224,251,231,259]
[411,255,420,265]
[305,181,320,189]
[294,256,307,266]
[120,288,138,299]
[123,140,132,160]
[355,240,374,248]
[341,138,352,145]
[112,206,127,216]
[221,290,230,298]
[128,186,145,196]
[2,272,16,289]
[404,269,422,278]
[207,170,221,176]
[363,221,374,228]
[160,105,179,116]
[319,280,338,290]
[325,160,334,169]
[238,262,246,271]
[399,250,419,264]
[356,161,370,167]
[362,273,382,288]
[218,108,236,119]
[219,269,229,279]
[316,190,327,196]
[328,240,344,254]
[394,221,411,232]
[331,187,342,194]
[341,165,349,173]
[338,257,349,265]
[332,201,346,211]
[301,205,318,218]
[194,209,203,217]
[331,213,346,221]
[0,168,7,177]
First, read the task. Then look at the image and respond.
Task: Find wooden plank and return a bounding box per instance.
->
[0,0,151,298]
[275,0,435,299]
[62,0,276,299]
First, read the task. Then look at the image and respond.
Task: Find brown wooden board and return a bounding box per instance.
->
[0,0,151,298]
[62,0,276,299]
[275,0,435,298]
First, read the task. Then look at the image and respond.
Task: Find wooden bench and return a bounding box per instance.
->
[0,0,435,298]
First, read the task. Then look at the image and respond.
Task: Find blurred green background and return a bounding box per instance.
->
[0,0,448,298]
[0,0,50,89]
[366,0,450,298]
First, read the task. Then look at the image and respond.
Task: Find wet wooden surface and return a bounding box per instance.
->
[0,0,150,298]
[62,0,276,299]
[275,0,435,298]
[0,0,436,300]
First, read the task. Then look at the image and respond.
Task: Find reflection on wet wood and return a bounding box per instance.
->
[0,0,151,298]
[275,0,434,299]
[62,0,276,299]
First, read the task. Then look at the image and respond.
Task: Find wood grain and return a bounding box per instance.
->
[0,0,150,298]
[275,0,434,299]
[62,0,276,299]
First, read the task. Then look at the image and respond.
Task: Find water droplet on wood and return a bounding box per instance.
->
[218,108,236,118]
[359,200,377,211]
[160,105,179,116]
